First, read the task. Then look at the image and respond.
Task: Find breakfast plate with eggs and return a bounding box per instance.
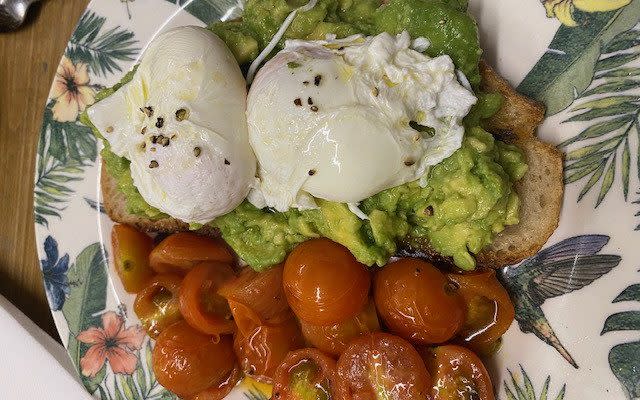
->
[34,0,640,399]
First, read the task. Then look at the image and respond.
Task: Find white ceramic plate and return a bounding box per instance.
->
[34,0,640,398]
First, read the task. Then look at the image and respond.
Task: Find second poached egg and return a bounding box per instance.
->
[246,31,477,212]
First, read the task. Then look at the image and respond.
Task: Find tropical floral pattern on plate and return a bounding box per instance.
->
[77,311,146,378]
[601,273,640,399]
[500,235,621,368]
[50,56,95,122]
[503,365,566,400]
[32,0,640,399]
[520,1,640,215]
[34,11,138,227]
[544,0,631,26]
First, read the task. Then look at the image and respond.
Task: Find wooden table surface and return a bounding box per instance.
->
[0,0,89,339]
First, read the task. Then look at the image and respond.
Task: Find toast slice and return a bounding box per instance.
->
[401,63,563,268]
[476,62,563,266]
[100,63,563,268]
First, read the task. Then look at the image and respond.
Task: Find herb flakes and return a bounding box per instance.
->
[175,108,189,121]
[409,121,435,137]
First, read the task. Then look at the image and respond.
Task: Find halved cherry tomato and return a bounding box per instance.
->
[419,345,495,400]
[227,300,263,337]
[300,300,380,356]
[462,337,503,358]
[218,265,292,334]
[134,274,183,338]
[189,364,243,400]
[283,239,371,326]
[234,318,305,383]
[272,348,338,400]
[336,332,432,400]
[179,262,236,336]
[150,233,234,274]
[446,270,515,348]
[153,321,236,398]
[374,258,465,344]
[111,224,155,293]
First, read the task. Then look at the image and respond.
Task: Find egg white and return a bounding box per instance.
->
[88,26,256,224]
[247,32,477,212]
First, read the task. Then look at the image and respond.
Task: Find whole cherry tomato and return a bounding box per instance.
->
[300,300,380,356]
[272,349,338,400]
[134,274,183,338]
[150,233,234,274]
[179,262,236,336]
[336,332,432,400]
[419,345,495,400]
[374,258,465,344]
[283,239,371,326]
[152,321,236,398]
[218,265,292,334]
[111,224,155,293]
[446,270,515,348]
[189,365,243,400]
[234,318,304,383]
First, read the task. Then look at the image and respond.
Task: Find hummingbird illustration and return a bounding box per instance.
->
[499,235,621,369]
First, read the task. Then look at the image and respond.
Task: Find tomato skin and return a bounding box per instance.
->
[134,274,183,338]
[272,348,338,400]
[227,300,264,337]
[218,266,292,335]
[374,258,466,344]
[446,270,515,347]
[284,239,371,326]
[150,233,234,274]
[300,300,380,356]
[234,318,304,383]
[179,262,236,336]
[111,224,155,293]
[336,332,431,400]
[461,338,503,358]
[152,321,236,398]
[420,345,495,400]
[188,365,243,400]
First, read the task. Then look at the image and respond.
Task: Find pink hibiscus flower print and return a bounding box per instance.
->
[77,311,145,377]
[51,55,95,122]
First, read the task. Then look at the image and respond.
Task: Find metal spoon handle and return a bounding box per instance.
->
[0,0,39,32]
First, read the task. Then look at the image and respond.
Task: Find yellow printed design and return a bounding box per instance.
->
[240,376,273,399]
[544,0,631,26]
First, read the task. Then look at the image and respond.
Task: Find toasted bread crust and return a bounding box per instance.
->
[101,63,563,268]
[476,63,563,267]
[402,63,563,268]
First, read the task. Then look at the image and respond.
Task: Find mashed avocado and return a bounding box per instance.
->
[87,0,528,271]
[210,0,481,84]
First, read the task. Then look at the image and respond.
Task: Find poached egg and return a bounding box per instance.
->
[246,31,477,212]
[88,26,256,224]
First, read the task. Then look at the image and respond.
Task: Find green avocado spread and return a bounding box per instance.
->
[211,0,482,85]
[85,0,528,271]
